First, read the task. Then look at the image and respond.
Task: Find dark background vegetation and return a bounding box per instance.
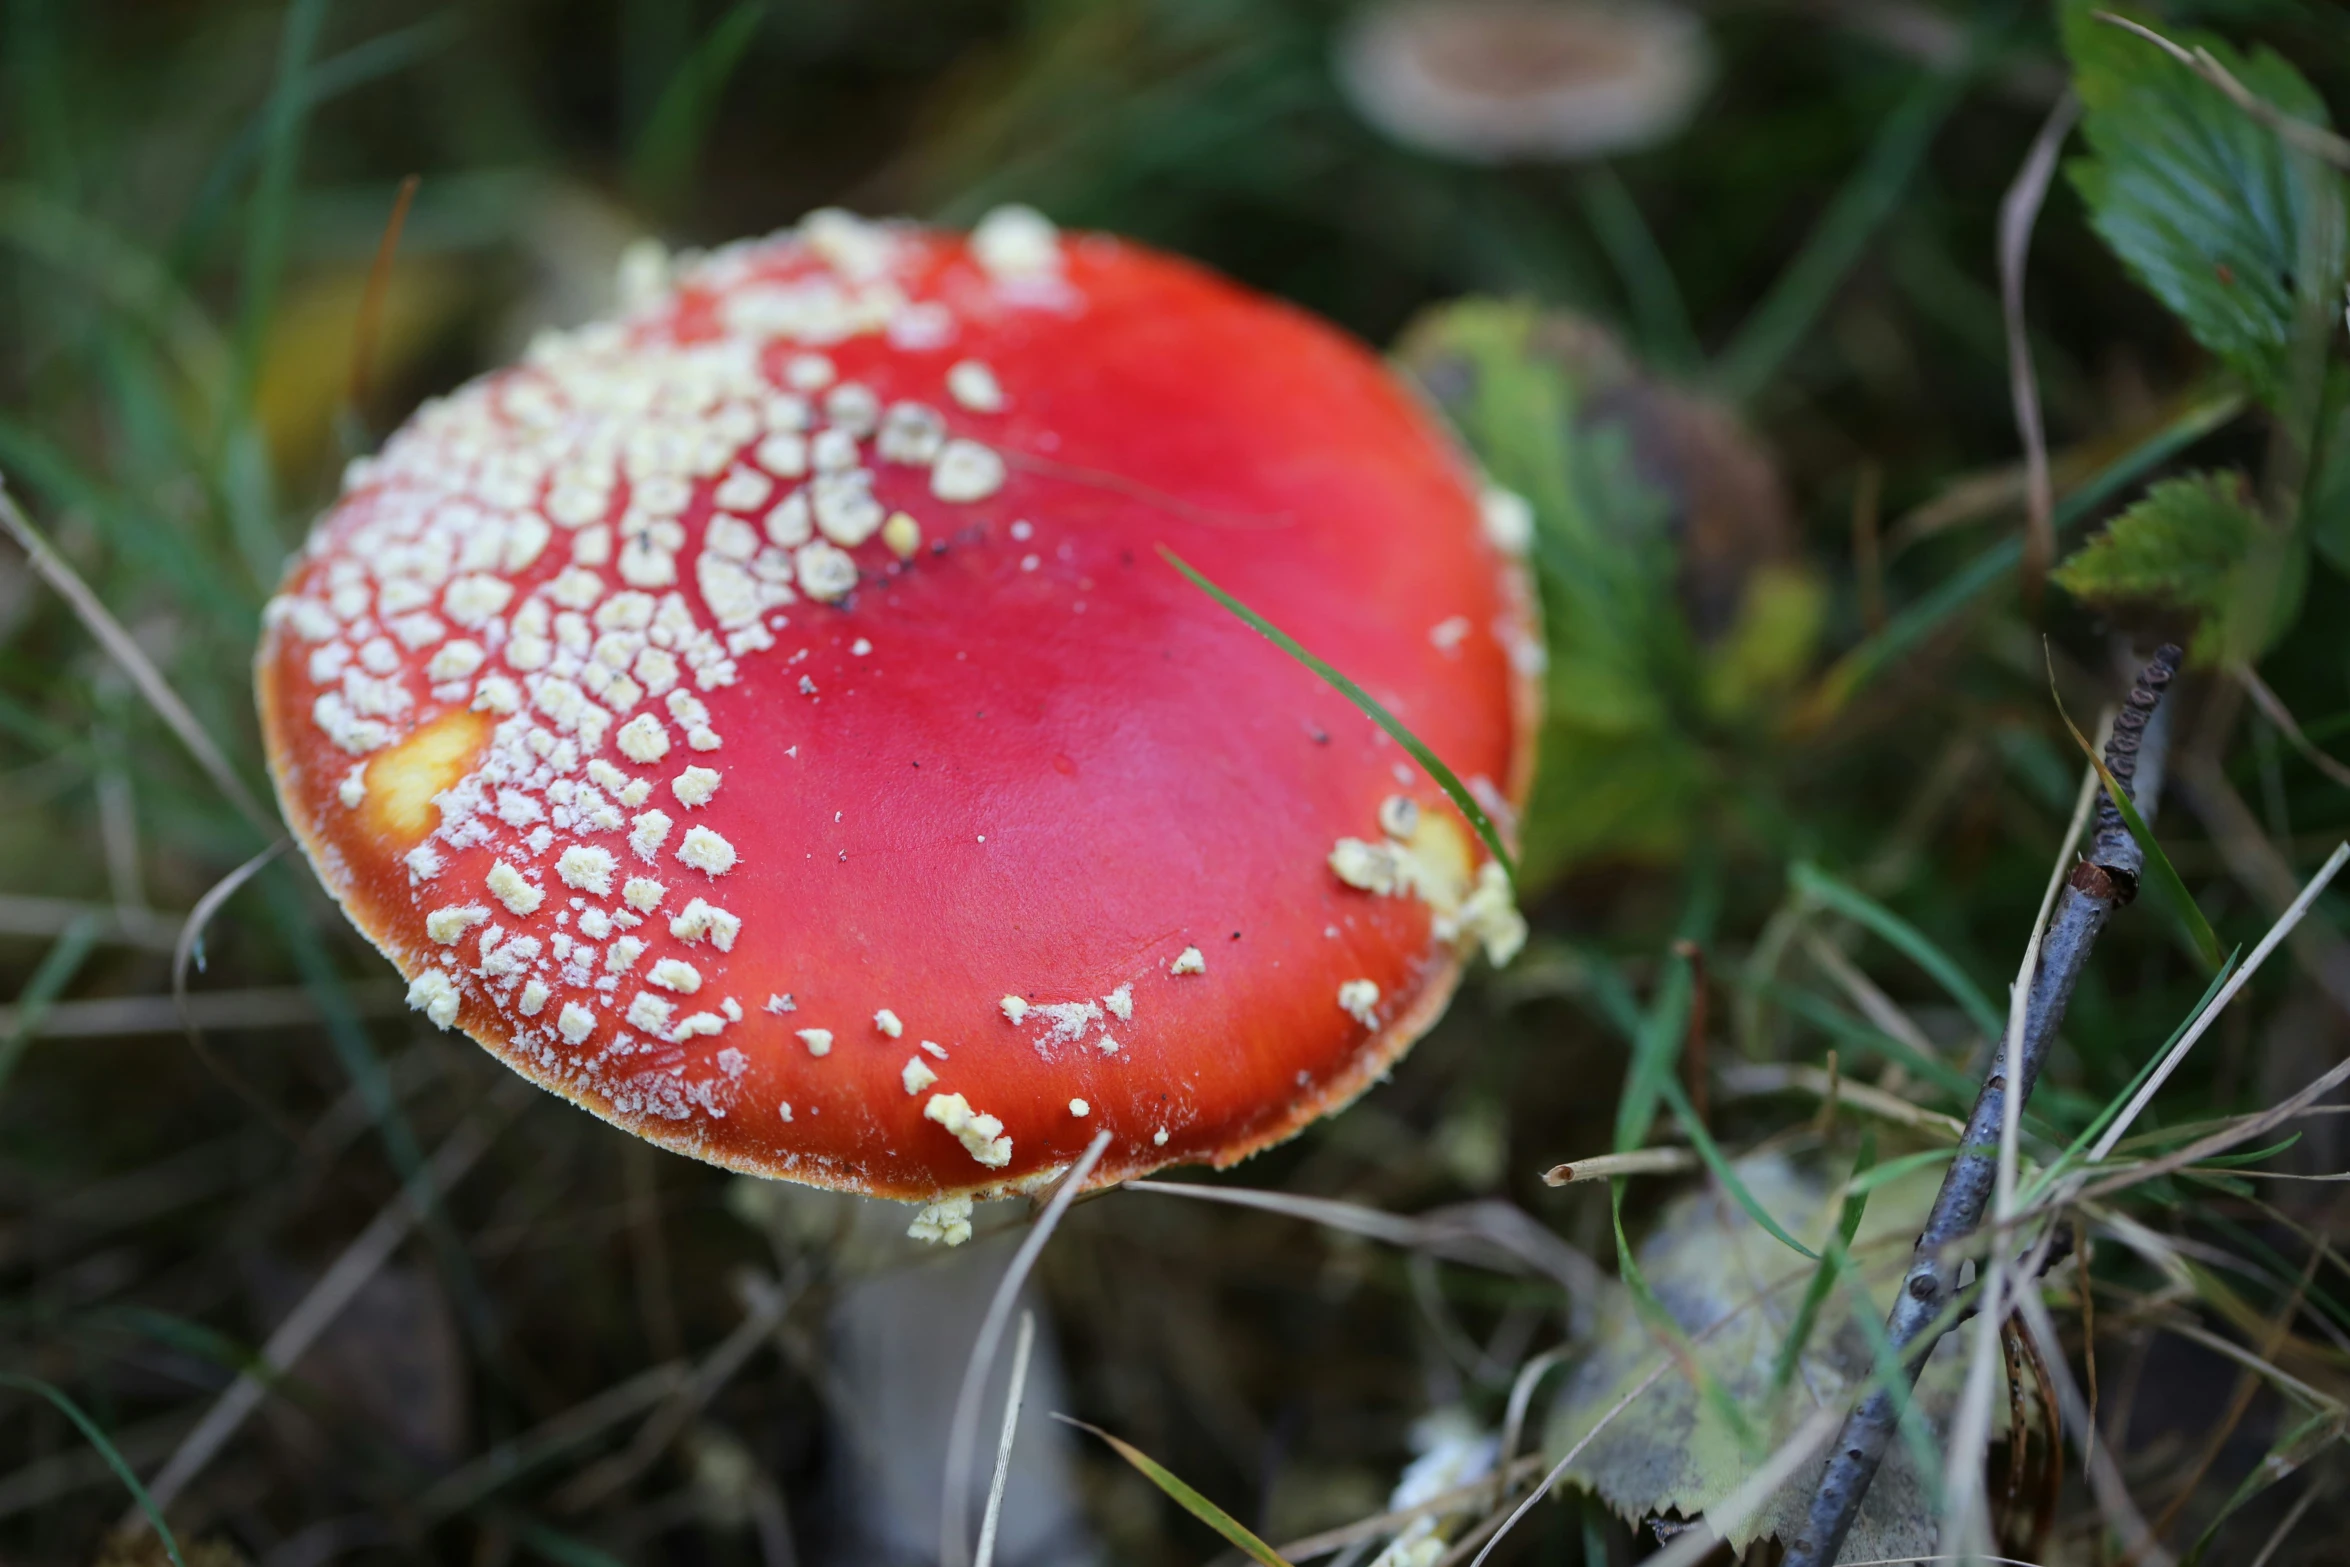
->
[5,1,2350,1564]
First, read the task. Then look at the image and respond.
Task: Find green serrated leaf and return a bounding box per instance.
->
[2063,3,2349,408]
[1058,1417,1294,1566]
[2050,470,2304,663]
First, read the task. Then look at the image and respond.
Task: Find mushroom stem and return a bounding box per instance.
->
[1781,645,2180,1567]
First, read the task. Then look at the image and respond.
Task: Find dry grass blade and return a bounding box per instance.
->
[1718,1061,1965,1138]
[2000,92,2081,603]
[124,1080,527,1527]
[1630,1406,1848,1567]
[0,982,403,1039]
[2244,1483,2322,1567]
[416,1364,690,1521]
[1124,1179,1604,1311]
[1497,1349,1571,1496]
[1462,1358,1673,1567]
[553,1267,802,1513]
[2148,1250,2319,1541]
[0,479,273,835]
[2013,1291,2170,1563]
[348,172,419,409]
[1276,1456,1547,1561]
[939,1128,1111,1567]
[2093,11,2350,170]
[2087,842,2350,1162]
[170,837,297,1134]
[2240,666,2350,791]
[972,1311,1035,1567]
[1800,928,1960,1073]
[0,894,181,950]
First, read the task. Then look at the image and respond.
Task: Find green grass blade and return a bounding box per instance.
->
[0,912,99,1099]
[1613,862,1720,1153]
[0,1372,188,1567]
[1057,1417,1294,1566]
[1713,58,1976,402]
[233,0,329,403]
[2182,1407,2342,1566]
[1770,1133,1877,1396]
[1611,1179,1766,1456]
[1159,546,1515,880]
[171,13,463,272]
[1799,389,2246,722]
[1576,165,1701,373]
[2048,665,2224,968]
[629,2,770,210]
[1657,1074,1817,1261]
[1791,861,2004,1041]
[500,1512,632,1567]
[1747,975,1982,1106]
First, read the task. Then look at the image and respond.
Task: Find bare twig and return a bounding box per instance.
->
[2001,93,2081,605]
[1784,646,2183,1567]
[2093,12,2350,171]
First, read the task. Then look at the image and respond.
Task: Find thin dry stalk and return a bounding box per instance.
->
[939,1129,1111,1567]
[1275,1456,1548,1561]
[2240,667,2350,792]
[1717,1061,1965,1139]
[2000,92,2081,604]
[0,477,273,835]
[171,838,300,1136]
[1852,462,1886,631]
[349,173,419,409]
[2089,841,2350,1161]
[124,1080,529,1527]
[1802,928,1954,1071]
[554,1266,801,1513]
[971,1310,1035,1567]
[2145,1252,2318,1543]
[2176,759,2350,1016]
[2094,13,2350,170]
[2244,1483,2322,1567]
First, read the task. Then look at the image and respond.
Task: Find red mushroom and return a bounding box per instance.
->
[256,207,1537,1226]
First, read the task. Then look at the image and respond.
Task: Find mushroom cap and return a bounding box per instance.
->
[256,210,1538,1201]
[1337,0,1712,164]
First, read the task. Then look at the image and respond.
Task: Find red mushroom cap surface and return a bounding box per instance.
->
[257,209,1538,1205]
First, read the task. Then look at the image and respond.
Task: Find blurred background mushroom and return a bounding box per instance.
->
[1335,0,1713,164]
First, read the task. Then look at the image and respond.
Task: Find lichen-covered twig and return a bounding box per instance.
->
[1782,644,2181,1567]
